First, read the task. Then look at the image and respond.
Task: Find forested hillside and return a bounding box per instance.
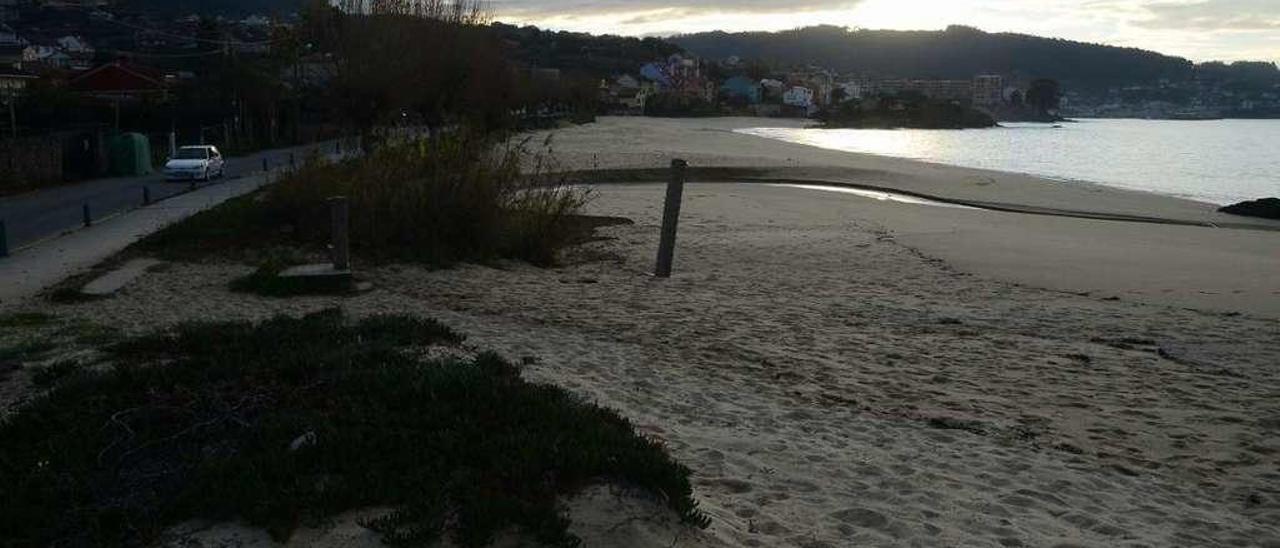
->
[671,25,1278,90]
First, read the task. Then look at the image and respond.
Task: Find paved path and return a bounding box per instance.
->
[0,141,342,252]
[0,144,350,308]
[0,173,273,308]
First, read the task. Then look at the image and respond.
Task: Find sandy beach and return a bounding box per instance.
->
[4,117,1279,546]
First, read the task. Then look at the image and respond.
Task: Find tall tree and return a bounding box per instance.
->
[1025,78,1061,114]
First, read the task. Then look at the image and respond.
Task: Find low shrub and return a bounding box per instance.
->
[0,310,707,547]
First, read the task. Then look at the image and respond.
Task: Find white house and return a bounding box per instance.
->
[615,74,640,90]
[838,81,867,101]
[783,86,814,109]
[23,45,70,68]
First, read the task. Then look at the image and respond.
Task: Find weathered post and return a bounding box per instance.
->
[0,219,9,258]
[82,204,91,227]
[654,159,688,278]
[143,186,151,205]
[329,196,350,271]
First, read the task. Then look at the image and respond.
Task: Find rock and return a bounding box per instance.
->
[1218,197,1280,220]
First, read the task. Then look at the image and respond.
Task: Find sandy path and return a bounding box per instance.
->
[35,182,1280,547]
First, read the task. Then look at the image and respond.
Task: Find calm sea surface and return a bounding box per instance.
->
[737,119,1280,205]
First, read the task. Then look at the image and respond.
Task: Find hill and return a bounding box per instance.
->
[670,25,1278,91]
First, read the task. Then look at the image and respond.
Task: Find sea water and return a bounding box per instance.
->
[738,119,1280,205]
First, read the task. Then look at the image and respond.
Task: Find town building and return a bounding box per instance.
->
[69,61,168,102]
[0,64,35,98]
[972,74,1003,107]
[720,75,762,104]
[22,44,68,69]
[783,86,815,109]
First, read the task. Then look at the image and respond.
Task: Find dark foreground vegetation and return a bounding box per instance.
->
[819,93,998,129]
[0,310,707,547]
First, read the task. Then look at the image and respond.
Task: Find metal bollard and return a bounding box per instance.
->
[0,219,9,258]
[654,159,688,278]
[143,186,151,205]
[82,204,92,227]
[328,196,350,271]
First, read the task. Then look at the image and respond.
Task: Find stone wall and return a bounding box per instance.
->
[0,136,63,195]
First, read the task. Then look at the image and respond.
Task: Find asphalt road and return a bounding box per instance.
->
[0,141,342,252]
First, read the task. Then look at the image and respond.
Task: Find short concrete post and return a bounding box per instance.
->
[0,219,9,258]
[82,203,91,227]
[329,196,350,271]
[654,159,688,278]
[143,186,151,205]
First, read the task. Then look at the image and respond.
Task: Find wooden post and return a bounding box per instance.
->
[654,159,688,278]
[82,204,91,227]
[0,219,9,258]
[329,196,350,271]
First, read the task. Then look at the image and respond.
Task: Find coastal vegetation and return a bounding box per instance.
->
[0,310,707,546]
[818,93,998,129]
[1219,198,1280,220]
[133,132,590,268]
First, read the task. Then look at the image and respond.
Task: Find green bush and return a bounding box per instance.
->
[265,132,589,266]
[0,311,707,547]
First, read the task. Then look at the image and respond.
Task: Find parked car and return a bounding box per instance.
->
[164,146,225,181]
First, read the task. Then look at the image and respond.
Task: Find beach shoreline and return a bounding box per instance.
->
[536,117,1280,230]
[3,116,1278,547]
[729,117,1280,208]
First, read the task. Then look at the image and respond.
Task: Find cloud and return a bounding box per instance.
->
[1131,0,1280,31]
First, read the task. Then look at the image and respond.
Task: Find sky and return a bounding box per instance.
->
[489,0,1280,63]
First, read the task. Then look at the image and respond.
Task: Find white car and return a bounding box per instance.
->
[164,146,225,181]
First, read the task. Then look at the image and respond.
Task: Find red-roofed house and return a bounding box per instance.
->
[69,61,169,102]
